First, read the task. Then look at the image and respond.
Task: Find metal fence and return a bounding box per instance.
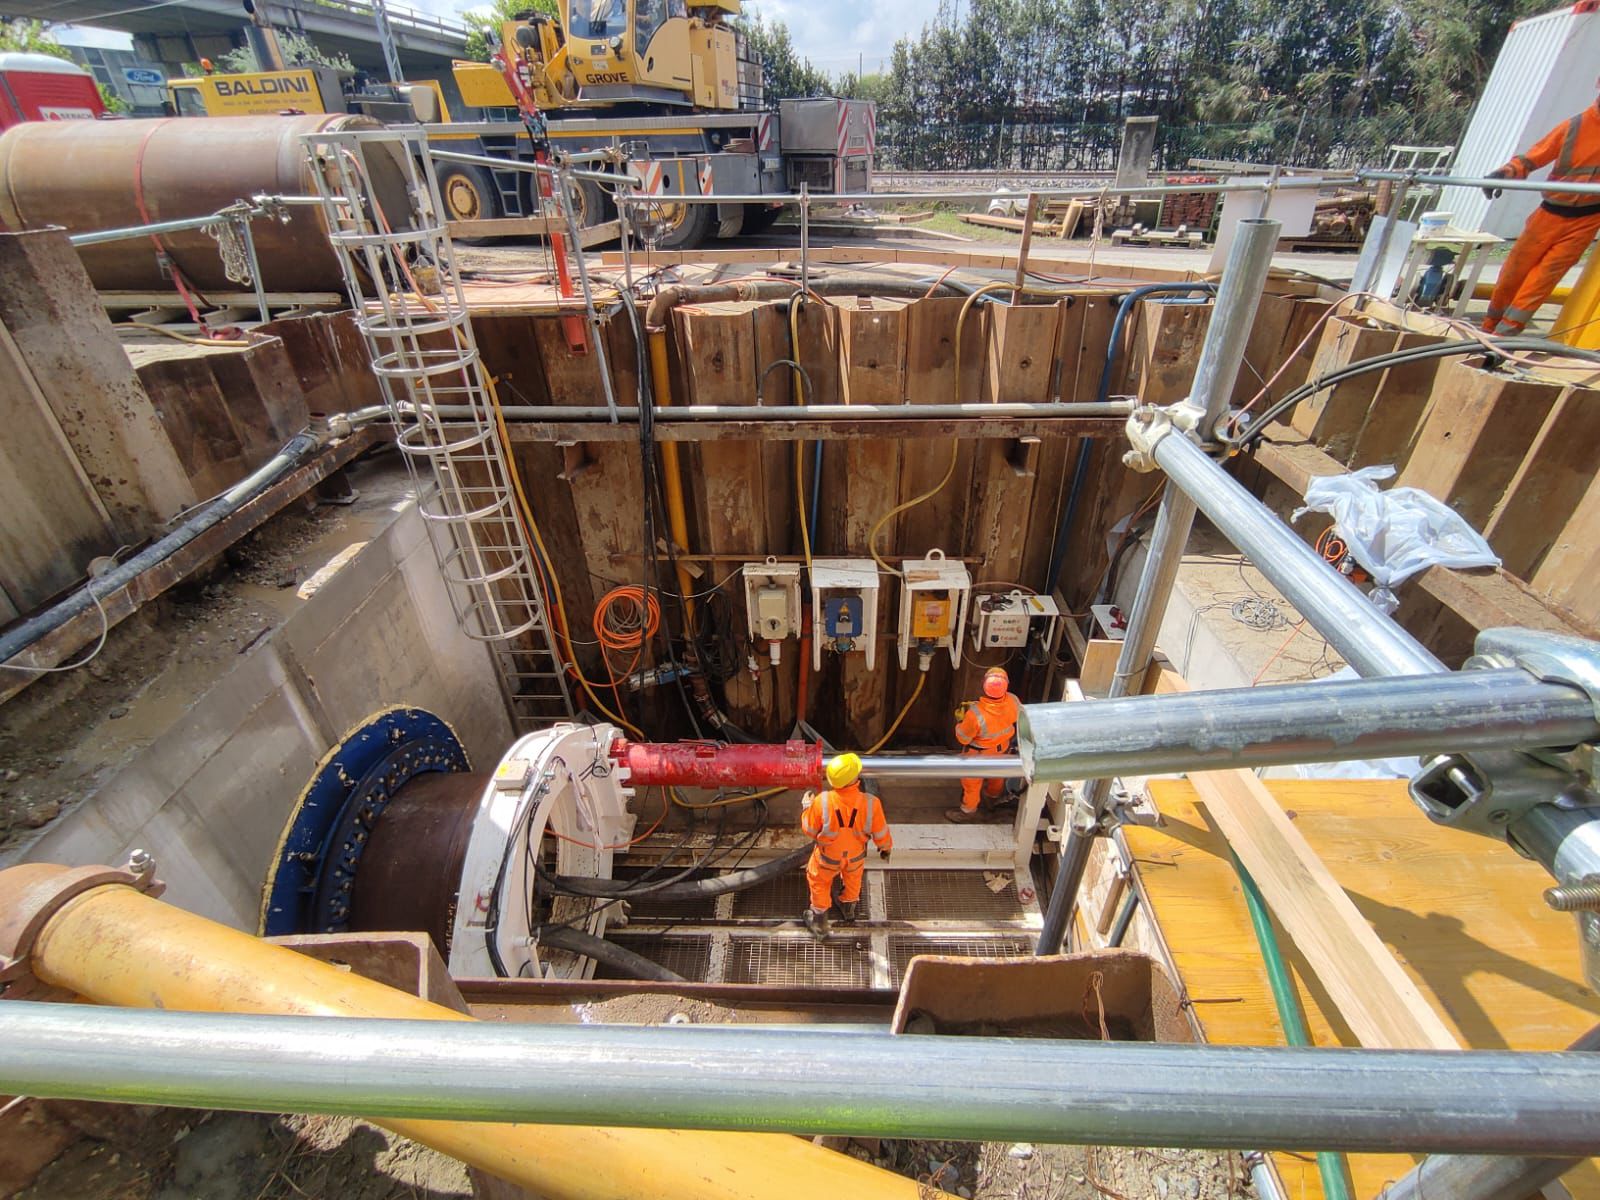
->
[875,111,1467,174]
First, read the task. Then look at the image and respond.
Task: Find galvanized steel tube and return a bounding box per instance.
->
[3,1001,1600,1155]
[1037,219,1282,956]
[857,754,1026,779]
[1381,1024,1600,1200]
[1018,668,1600,782]
[1151,431,1445,678]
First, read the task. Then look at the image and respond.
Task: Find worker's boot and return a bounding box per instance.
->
[836,900,860,926]
[803,906,831,939]
[944,806,982,823]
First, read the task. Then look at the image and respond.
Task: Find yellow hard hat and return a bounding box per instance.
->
[826,752,862,788]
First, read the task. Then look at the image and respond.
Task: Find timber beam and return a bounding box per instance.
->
[504,416,1129,442]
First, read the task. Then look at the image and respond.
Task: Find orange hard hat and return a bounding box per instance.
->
[982,667,1009,698]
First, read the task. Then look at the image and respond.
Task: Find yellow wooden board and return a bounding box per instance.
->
[1132,778,1600,1199]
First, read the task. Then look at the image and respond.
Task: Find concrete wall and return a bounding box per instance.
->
[16,503,514,930]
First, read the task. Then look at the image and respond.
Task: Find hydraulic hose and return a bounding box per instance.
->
[0,431,323,666]
[1232,853,1354,1200]
[1047,282,1216,594]
[536,924,686,982]
[545,845,811,900]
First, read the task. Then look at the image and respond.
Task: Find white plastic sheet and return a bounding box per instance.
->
[1291,465,1500,614]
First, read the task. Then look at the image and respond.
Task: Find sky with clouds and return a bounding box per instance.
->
[57,0,942,74]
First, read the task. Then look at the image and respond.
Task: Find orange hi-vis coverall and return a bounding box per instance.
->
[1484,101,1600,335]
[954,691,1020,813]
[801,783,892,910]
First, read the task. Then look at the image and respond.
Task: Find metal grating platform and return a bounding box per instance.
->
[725,937,875,987]
[883,869,1029,920]
[611,869,720,921]
[885,935,1036,981]
[600,934,714,980]
[730,873,811,918]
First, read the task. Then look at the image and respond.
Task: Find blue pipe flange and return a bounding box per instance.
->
[259,706,469,936]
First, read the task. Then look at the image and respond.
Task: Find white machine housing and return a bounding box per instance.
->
[898,549,972,670]
[972,589,1060,652]
[742,557,804,664]
[445,722,634,980]
[809,557,881,670]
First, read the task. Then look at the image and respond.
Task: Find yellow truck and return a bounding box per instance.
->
[167,68,448,122]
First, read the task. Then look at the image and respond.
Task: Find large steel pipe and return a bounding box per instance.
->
[4,1000,1600,1156]
[16,873,928,1200]
[1152,430,1445,678]
[0,115,411,292]
[1019,668,1600,782]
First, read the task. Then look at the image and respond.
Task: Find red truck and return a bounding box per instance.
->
[0,52,104,131]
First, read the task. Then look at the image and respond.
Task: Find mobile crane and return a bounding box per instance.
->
[436,0,874,246]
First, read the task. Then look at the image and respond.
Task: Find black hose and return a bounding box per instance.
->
[1230,336,1600,449]
[537,924,685,982]
[0,431,322,662]
[545,844,811,900]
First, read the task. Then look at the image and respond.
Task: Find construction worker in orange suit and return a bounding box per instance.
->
[799,752,891,939]
[1481,79,1600,336]
[947,666,1020,823]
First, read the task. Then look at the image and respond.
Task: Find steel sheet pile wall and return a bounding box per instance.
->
[1242,306,1600,662]
[477,284,1330,745]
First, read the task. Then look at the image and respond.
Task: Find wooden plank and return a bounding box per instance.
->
[0,319,117,613]
[0,427,379,705]
[1289,315,1399,460]
[982,302,1060,404]
[1151,672,1460,1051]
[0,229,196,534]
[1078,638,1121,695]
[902,296,966,404]
[1398,359,1564,530]
[1483,382,1600,579]
[1126,777,1600,1200]
[1251,427,1594,639]
[836,296,907,406]
[1346,330,1449,471]
[1131,296,1212,405]
[965,438,1037,586]
[1531,470,1600,630]
[1229,291,1293,407]
[133,354,247,500]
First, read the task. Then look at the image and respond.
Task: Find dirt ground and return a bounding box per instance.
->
[16,1109,471,1200]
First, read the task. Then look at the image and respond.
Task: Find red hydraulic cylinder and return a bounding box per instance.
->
[610,739,825,790]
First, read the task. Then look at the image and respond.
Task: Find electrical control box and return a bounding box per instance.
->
[973,590,1063,657]
[742,558,802,664]
[897,549,971,671]
[808,558,880,670]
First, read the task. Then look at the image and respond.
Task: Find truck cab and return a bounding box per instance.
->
[0,52,105,130]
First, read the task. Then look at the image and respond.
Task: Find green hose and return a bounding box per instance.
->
[1232,853,1355,1200]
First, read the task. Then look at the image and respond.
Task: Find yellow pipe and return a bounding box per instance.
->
[27,880,937,1200]
[1555,251,1600,349]
[1472,279,1573,304]
[648,326,697,625]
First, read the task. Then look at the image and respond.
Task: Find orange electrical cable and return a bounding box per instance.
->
[593,585,661,713]
[545,786,669,851]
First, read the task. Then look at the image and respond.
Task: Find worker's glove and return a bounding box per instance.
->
[1483,167,1509,201]
[879,849,891,862]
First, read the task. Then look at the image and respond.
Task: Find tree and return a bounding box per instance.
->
[219,30,355,73]
[462,0,559,63]
[740,13,829,100]
[0,18,70,59]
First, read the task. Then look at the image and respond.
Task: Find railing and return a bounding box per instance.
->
[292,0,470,39]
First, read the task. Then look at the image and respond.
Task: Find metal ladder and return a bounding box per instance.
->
[303,127,575,728]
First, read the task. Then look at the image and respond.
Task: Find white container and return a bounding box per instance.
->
[1418,210,1452,233]
[1438,3,1600,235]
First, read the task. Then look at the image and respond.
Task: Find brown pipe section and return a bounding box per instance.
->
[0,115,409,292]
